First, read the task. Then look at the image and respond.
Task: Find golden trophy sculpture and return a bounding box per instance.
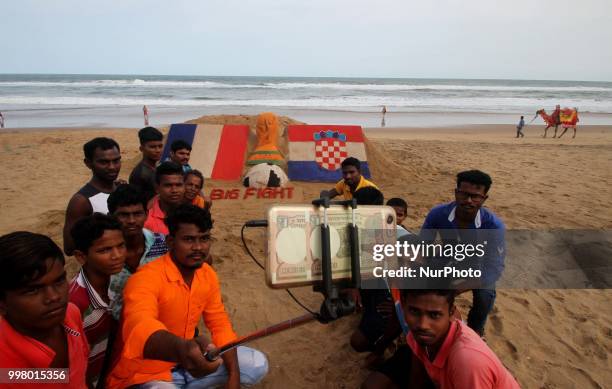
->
[247,112,284,165]
[243,112,288,187]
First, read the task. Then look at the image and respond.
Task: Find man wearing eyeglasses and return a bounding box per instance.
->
[420,170,505,338]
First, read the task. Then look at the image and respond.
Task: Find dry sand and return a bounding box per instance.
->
[0,117,610,388]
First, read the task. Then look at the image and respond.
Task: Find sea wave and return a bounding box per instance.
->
[1,95,610,113]
[0,79,235,88]
[1,79,611,93]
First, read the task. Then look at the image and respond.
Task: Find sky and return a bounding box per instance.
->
[1,0,611,81]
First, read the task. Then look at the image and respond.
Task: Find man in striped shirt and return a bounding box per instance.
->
[69,213,126,386]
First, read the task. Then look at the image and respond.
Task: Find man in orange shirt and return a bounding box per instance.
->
[184,170,211,211]
[144,162,185,235]
[0,231,89,388]
[107,205,268,388]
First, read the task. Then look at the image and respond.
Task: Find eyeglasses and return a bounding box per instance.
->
[455,189,487,202]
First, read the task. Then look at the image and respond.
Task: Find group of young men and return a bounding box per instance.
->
[0,125,520,388]
[1,127,266,388]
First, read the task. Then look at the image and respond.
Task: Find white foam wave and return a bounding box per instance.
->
[0,79,240,88]
[0,79,611,92]
[1,95,610,113]
[259,82,612,92]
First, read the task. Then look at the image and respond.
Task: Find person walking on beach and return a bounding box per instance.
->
[381,106,387,127]
[516,116,525,138]
[143,105,149,126]
[0,111,5,129]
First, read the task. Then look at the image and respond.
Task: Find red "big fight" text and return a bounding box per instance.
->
[209,187,295,200]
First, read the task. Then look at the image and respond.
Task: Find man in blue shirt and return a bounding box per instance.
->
[516,116,525,138]
[420,170,505,337]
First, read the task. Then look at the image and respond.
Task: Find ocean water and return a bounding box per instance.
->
[1,74,611,127]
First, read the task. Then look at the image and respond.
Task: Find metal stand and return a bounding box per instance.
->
[205,196,363,360]
[311,196,361,323]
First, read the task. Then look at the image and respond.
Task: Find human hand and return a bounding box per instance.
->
[177,338,222,378]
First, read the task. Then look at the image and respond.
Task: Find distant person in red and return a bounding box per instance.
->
[143,105,149,126]
[0,111,5,129]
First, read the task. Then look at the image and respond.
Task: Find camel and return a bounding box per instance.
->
[534,107,579,138]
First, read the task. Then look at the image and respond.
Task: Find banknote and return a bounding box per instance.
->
[266,205,397,288]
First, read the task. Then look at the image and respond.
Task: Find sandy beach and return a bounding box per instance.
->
[0,117,610,388]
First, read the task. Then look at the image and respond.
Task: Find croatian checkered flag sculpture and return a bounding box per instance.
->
[287,125,371,182]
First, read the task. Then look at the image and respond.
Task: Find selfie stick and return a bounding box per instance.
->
[205,197,362,361]
[204,312,316,360]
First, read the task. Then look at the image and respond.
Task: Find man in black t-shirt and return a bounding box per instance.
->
[129,127,163,202]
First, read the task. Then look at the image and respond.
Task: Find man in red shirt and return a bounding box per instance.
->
[144,162,185,235]
[0,231,89,388]
[363,289,520,389]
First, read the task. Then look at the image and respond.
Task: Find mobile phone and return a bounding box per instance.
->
[265,204,397,288]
